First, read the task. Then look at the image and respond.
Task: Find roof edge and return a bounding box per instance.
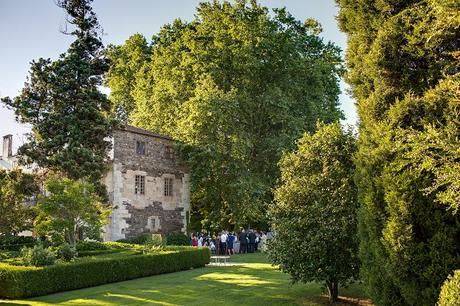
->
[119,125,174,141]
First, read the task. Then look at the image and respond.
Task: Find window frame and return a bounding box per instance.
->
[136,141,146,155]
[135,175,145,195]
[165,145,174,160]
[164,177,173,197]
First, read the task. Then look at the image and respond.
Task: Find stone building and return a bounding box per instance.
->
[103,126,190,241]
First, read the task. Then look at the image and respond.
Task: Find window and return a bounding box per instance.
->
[136,141,145,155]
[135,175,145,195]
[164,178,173,197]
[147,216,160,232]
[165,146,174,160]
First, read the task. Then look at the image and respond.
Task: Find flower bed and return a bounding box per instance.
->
[0,247,210,299]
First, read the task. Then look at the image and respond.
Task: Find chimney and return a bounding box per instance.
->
[2,134,12,158]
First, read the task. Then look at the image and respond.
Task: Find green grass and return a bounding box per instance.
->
[0,253,371,306]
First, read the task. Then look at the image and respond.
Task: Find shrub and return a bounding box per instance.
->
[0,235,36,251]
[0,247,210,298]
[76,240,108,252]
[165,232,190,246]
[117,233,153,245]
[438,270,460,306]
[142,235,165,254]
[56,244,77,261]
[21,244,55,267]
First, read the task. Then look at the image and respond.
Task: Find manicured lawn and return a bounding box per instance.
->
[0,253,372,305]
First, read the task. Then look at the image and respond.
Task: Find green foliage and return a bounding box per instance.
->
[165,232,190,246]
[34,176,110,247]
[0,247,210,298]
[0,0,115,195]
[336,0,460,305]
[56,244,77,262]
[76,240,108,252]
[105,33,151,120]
[268,122,359,303]
[103,241,140,250]
[106,0,344,229]
[117,233,154,245]
[0,235,36,251]
[0,169,39,235]
[21,244,56,267]
[75,241,139,257]
[438,270,460,306]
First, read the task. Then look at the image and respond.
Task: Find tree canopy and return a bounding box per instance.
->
[268,122,359,303]
[0,169,39,235]
[1,0,115,193]
[106,0,344,229]
[336,0,460,304]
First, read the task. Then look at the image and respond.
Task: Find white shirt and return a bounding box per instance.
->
[220,233,228,243]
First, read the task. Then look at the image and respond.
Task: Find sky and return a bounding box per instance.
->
[0,0,356,153]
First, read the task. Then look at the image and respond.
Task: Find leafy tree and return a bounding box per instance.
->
[0,169,39,235]
[336,0,460,304]
[1,0,115,194]
[268,122,359,303]
[34,176,109,247]
[105,33,151,120]
[107,0,344,229]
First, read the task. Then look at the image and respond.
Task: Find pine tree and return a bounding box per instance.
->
[2,0,115,194]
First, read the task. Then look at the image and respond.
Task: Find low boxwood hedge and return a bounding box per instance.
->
[0,247,210,299]
[0,235,36,251]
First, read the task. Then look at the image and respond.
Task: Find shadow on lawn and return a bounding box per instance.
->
[1,255,372,305]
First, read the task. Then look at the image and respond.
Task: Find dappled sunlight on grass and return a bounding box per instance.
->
[105,293,177,306]
[196,272,277,286]
[1,253,372,305]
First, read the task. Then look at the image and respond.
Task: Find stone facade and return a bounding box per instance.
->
[103,126,190,241]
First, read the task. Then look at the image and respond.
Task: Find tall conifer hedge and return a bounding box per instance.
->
[336,0,460,305]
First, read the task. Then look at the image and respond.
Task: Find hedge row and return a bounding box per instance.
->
[0,236,36,251]
[0,247,210,299]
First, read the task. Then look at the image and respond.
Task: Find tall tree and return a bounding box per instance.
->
[1,0,114,193]
[268,122,359,303]
[0,169,39,235]
[107,0,344,229]
[336,0,460,304]
[105,34,151,120]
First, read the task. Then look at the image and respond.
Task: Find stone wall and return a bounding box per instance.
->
[103,127,190,241]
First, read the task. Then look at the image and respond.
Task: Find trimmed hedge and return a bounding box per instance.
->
[77,249,124,257]
[75,240,108,251]
[0,235,36,251]
[0,247,210,298]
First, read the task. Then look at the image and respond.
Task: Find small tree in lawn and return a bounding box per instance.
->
[268,122,359,302]
[34,176,109,246]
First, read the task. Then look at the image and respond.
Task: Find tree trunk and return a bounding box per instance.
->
[326,280,339,303]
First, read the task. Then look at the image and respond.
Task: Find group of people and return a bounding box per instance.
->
[191,229,271,256]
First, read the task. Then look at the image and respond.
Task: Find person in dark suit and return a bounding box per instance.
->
[248,230,256,253]
[238,229,247,254]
